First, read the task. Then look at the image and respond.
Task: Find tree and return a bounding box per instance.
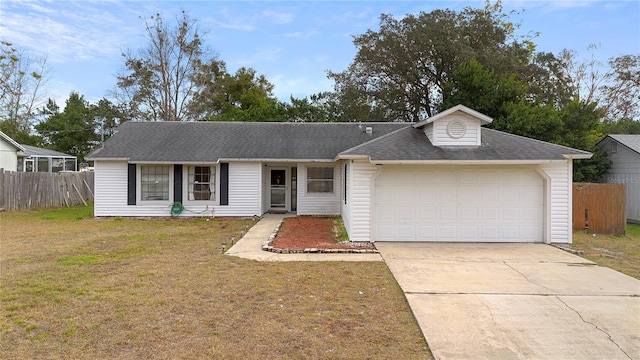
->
[327,1,534,122]
[192,65,284,122]
[599,55,640,122]
[36,92,99,162]
[114,11,214,121]
[0,41,49,142]
[440,59,526,119]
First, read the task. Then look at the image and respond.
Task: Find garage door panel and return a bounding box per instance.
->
[522,207,541,220]
[481,226,499,239]
[374,167,544,242]
[459,171,479,184]
[482,208,499,221]
[501,226,521,239]
[418,207,437,219]
[437,186,457,202]
[459,226,478,240]
[501,208,520,220]
[418,226,436,239]
[459,207,478,220]
[439,207,457,220]
[458,185,479,202]
[438,226,457,239]
[397,225,416,240]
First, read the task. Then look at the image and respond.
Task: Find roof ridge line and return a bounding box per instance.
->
[338,126,410,156]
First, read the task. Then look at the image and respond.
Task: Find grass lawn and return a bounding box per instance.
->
[0,205,430,359]
[571,224,640,280]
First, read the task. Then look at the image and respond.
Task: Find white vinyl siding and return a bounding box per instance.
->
[93,160,262,217]
[297,164,341,216]
[0,138,19,172]
[342,161,378,242]
[340,161,351,235]
[423,114,482,146]
[94,161,129,216]
[538,162,573,243]
[213,162,262,217]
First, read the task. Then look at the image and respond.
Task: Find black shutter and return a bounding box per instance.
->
[220,163,229,205]
[174,164,183,203]
[127,164,136,205]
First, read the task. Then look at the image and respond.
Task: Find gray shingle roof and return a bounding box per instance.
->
[607,134,640,154]
[339,127,591,161]
[86,121,408,162]
[21,144,76,158]
[86,121,590,162]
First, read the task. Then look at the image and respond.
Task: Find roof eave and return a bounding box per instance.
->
[563,153,593,160]
[368,159,570,165]
[413,104,493,128]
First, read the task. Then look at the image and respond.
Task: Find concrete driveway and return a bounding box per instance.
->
[375,243,640,360]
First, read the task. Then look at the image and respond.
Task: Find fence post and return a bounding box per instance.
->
[0,168,4,210]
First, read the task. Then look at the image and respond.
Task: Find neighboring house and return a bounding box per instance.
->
[596,134,640,223]
[86,105,591,244]
[17,145,77,173]
[0,131,26,172]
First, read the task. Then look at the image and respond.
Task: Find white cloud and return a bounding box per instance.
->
[262,9,294,24]
[232,47,282,67]
[207,7,296,32]
[1,0,140,63]
[282,30,318,39]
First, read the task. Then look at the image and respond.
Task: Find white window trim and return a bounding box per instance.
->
[137,164,173,203]
[305,165,336,196]
[183,164,219,204]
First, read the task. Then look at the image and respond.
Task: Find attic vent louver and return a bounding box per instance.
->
[447,120,466,139]
[365,126,373,135]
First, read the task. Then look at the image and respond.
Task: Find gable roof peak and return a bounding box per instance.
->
[413,104,493,129]
[0,130,25,152]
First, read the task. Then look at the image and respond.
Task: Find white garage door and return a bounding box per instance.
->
[374,166,544,242]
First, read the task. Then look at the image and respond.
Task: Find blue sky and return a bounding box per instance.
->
[1,0,639,107]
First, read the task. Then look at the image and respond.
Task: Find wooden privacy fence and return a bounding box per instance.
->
[573,183,626,235]
[0,169,94,211]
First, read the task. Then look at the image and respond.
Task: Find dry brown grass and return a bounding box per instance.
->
[571,224,640,279]
[0,205,430,359]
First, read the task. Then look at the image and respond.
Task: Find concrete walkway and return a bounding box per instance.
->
[225,213,383,262]
[376,242,640,360]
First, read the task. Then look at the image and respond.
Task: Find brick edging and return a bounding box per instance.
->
[261,218,379,254]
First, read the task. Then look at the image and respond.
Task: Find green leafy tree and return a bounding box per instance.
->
[327,1,534,122]
[440,59,527,119]
[35,92,99,162]
[193,65,284,122]
[600,118,640,135]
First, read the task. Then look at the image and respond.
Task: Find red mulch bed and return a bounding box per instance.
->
[270,216,375,251]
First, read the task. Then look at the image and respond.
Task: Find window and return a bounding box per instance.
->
[611,142,617,154]
[37,157,49,172]
[65,159,76,171]
[52,158,63,172]
[141,165,170,201]
[307,166,334,193]
[188,166,215,201]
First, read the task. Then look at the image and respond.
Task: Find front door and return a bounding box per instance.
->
[270,169,287,210]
